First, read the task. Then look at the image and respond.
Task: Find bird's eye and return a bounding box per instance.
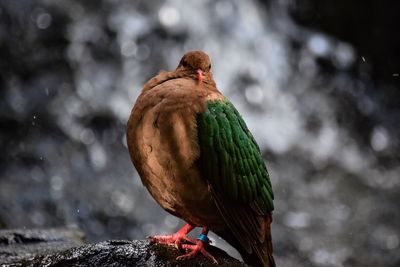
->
[208,64,211,70]
[181,60,188,68]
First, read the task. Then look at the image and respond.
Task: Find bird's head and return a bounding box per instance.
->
[176,50,212,83]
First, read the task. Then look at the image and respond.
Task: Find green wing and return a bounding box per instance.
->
[197,99,274,262]
[197,100,274,212]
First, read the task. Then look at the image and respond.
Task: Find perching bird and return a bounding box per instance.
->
[127,51,275,267]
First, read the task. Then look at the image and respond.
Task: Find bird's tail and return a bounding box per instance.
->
[216,216,275,267]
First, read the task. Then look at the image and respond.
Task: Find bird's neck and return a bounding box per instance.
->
[142,70,216,92]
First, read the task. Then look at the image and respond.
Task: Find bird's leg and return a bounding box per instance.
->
[148,223,196,249]
[176,226,218,264]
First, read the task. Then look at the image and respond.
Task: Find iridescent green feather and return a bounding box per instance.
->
[197,100,274,212]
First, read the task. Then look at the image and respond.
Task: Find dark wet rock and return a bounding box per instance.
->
[0,229,248,267]
[0,228,85,245]
[0,228,85,265]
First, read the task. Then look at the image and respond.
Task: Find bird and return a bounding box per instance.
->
[127,50,275,267]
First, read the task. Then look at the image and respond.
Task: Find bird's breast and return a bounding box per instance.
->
[127,82,223,227]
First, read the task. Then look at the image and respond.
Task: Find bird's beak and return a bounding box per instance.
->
[197,69,203,82]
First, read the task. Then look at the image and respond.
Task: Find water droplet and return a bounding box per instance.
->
[370,126,389,151]
[80,129,95,145]
[121,41,137,57]
[333,42,355,68]
[308,34,331,57]
[245,85,264,105]
[283,211,311,229]
[36,13,52,29]
[135,44,150,61]
[158,6,180,28]
[89,143,107,170]
[51,176,64,191]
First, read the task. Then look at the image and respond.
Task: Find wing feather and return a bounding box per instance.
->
[197,100,274,264]
[197,100,274,209]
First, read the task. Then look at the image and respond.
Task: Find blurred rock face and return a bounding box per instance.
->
[0,0,399,266]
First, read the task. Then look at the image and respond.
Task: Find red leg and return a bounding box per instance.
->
[176,227,218,264]
[148,223,197,249]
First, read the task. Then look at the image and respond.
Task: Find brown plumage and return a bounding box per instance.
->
[127,50,275,267]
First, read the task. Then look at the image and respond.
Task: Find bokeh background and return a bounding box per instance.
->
[1,0,399,266]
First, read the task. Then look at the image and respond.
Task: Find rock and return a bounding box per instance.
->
[0,228,85,266]
[0,229,248,267]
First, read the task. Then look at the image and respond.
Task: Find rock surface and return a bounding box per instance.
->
[0,229,248,267]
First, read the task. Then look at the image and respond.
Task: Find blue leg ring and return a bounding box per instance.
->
[198,233,210,244]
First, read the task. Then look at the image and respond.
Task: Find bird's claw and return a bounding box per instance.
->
[148,234,196,249]
[176,240,218,264]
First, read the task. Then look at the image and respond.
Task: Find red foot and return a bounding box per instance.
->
[148,223,196,249]
[149,224,217,264]
[177,239,218,264]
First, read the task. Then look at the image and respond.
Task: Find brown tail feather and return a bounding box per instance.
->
[260,214,275,267]
[216,216,275,267]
